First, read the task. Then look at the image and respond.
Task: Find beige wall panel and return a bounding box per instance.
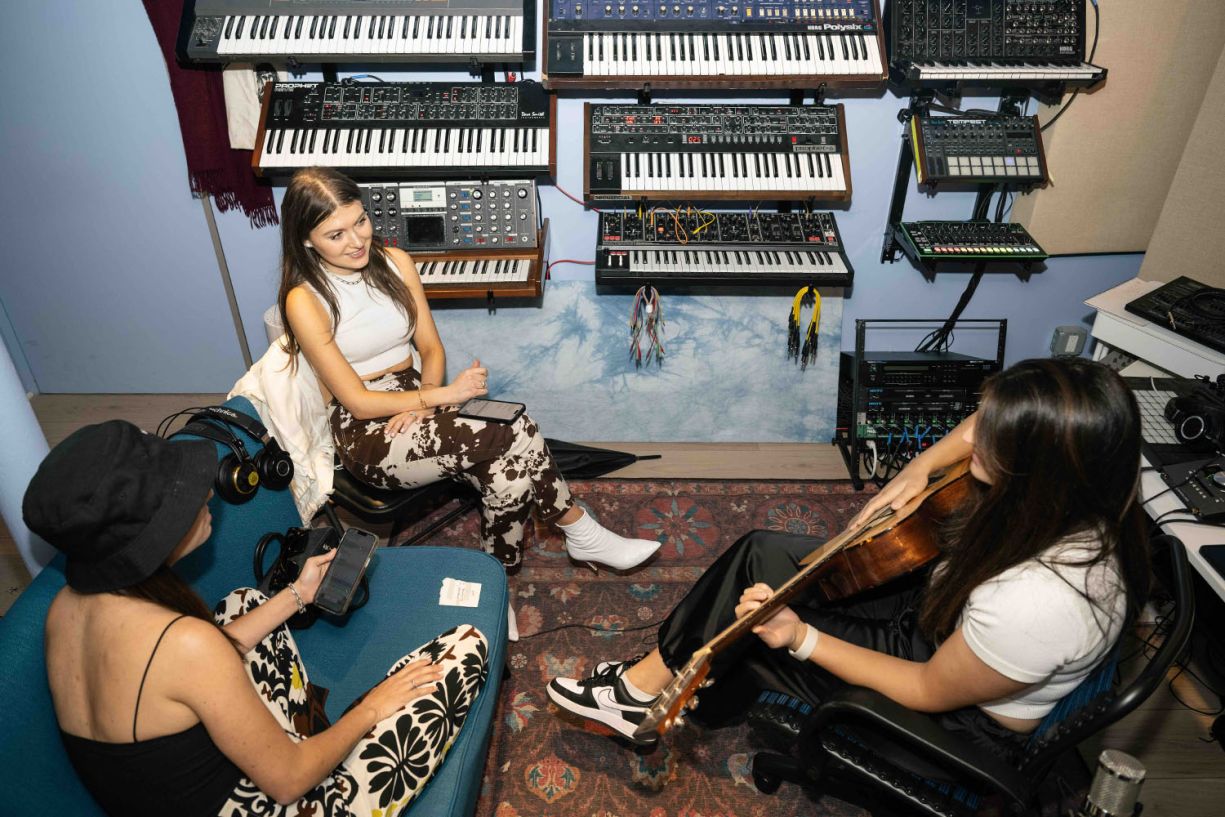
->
[1139,46,1225,288]
[1012,1,1225,255]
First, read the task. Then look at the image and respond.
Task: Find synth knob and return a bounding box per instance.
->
[517,187,528,198]
[373,208,383,217]
[673,5,680,13]
[371,192,382,202]
[605,3,611,11]
[618,5,625,13]
[472,189,483,200]
[686,4,694,13]
[387,208,397,217]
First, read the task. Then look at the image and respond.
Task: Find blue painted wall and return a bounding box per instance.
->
[0,2,1141,441]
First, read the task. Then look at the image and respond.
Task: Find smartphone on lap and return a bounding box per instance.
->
[457,398,526,424]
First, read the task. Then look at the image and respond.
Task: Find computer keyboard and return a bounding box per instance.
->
[1133,387,1179,445]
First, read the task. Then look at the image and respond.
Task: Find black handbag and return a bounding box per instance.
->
[253,526,368,628]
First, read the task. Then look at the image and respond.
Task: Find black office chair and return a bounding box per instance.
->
[749,536,1196,816]
[321,459,480,547]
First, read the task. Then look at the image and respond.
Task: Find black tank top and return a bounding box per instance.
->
[58,615,243,816]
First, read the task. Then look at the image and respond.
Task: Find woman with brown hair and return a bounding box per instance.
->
[275,166,658,572]
[547,358,1151,762]
[31,421,489,815]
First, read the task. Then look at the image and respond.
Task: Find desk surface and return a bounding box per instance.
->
[1088,278,1225,600]
[1140,454,1225,600]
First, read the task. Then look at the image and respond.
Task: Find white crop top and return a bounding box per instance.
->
[957,536,1126,720]
[312,269,414,376]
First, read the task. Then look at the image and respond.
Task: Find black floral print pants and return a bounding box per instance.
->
[212,589,489,816]
[331,367,573,567]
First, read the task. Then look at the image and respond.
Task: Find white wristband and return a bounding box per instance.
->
[788,623,820,661]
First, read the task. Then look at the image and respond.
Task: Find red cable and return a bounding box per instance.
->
[554,184,601,213]
[546,259,595,279]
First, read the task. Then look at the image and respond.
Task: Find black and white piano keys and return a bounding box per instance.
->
[576,29,883,78]
[257,126,548,171]
[212,13,523,58]
[609,247,849,279]
[616,151,846,195]
[417,257,531,286]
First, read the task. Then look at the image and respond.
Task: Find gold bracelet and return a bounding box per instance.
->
[417,389,428,411]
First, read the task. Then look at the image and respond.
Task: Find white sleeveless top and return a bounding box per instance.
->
[311,267,414,376]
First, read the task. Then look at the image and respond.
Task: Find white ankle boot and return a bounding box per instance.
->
[558,510,660,571]
[507,604,519,642]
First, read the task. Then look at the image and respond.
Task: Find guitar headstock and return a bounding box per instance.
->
[632,653,711,743]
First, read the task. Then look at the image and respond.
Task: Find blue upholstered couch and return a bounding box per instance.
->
[0,397,508,816]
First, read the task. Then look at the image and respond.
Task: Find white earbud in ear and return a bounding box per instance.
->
[304,242,314,249]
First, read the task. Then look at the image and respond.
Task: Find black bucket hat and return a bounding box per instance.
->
[22,420,217,593]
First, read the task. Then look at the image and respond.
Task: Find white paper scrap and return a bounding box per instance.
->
[439,578,482,608]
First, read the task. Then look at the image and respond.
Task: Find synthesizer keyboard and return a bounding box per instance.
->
[253,81,556,180]
[179,0,534,64]
[896,221,1047,264]
[585,103,850,202]
[361,180,538,252]
[886,0,1106,90]
[1124,276,1225,356]
[544,0,886,90]
[360,180,545,299]
[912,113,1047,186]
[596,209,852,288]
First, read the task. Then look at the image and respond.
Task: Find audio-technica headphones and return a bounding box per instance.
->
[163,407,295,504]
[1165,376,1225,454]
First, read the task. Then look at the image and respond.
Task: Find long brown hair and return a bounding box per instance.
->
[276,167,416,364]
[919,359,1150,640]
[114,566,215,622]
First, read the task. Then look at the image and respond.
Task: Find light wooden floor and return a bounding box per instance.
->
[2,394,1221,815]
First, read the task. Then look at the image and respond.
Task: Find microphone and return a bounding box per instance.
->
[1074,749,1145,817]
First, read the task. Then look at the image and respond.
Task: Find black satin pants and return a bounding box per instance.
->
[655,530,1027,765]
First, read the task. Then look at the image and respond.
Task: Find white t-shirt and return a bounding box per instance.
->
[957,537,1126,720]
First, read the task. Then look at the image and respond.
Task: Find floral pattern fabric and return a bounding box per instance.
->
[212,589,489,816]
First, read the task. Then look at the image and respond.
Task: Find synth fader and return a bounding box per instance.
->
[254,81,556,180]
[912,114,1048,186]
[585,103,850,202]
[596,209,852,289]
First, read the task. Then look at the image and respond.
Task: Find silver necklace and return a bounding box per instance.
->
[322,266,363,286]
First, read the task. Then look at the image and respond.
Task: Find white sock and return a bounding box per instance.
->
[507,604,519,642]
[620,673,658,704]
[558,509,660,572]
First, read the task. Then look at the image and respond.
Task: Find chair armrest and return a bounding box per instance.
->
[810,686,1031,809]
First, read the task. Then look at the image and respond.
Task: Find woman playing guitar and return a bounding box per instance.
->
[546,359,1151,763]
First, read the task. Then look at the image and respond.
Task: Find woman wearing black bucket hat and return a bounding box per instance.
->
[27,420,489,817]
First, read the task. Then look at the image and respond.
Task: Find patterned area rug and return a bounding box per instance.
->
[395,479,876,817]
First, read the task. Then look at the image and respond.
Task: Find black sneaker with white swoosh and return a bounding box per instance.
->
[547,665,659,745]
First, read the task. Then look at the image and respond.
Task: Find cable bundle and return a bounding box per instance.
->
[630,285,664,367]
[787,286,821,370]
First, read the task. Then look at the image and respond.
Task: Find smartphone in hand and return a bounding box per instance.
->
[314,527,379,616]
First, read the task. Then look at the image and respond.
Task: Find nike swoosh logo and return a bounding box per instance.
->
[592,686,648,713]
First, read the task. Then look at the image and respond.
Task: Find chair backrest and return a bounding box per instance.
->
[1018,536,1195,782]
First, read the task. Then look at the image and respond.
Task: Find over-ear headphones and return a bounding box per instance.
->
[1165,379,1225,454]
[161,406,295,504]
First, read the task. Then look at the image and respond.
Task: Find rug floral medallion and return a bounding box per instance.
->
[401,479,876,817]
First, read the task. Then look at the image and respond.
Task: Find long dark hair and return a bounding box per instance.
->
[276,167,416,364]
[919,359,1150,641]
[114,566,215,622]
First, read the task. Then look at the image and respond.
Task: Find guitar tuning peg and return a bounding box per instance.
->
[674,714,687,728]
[700,679,715,689]
[684,697,699,710]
